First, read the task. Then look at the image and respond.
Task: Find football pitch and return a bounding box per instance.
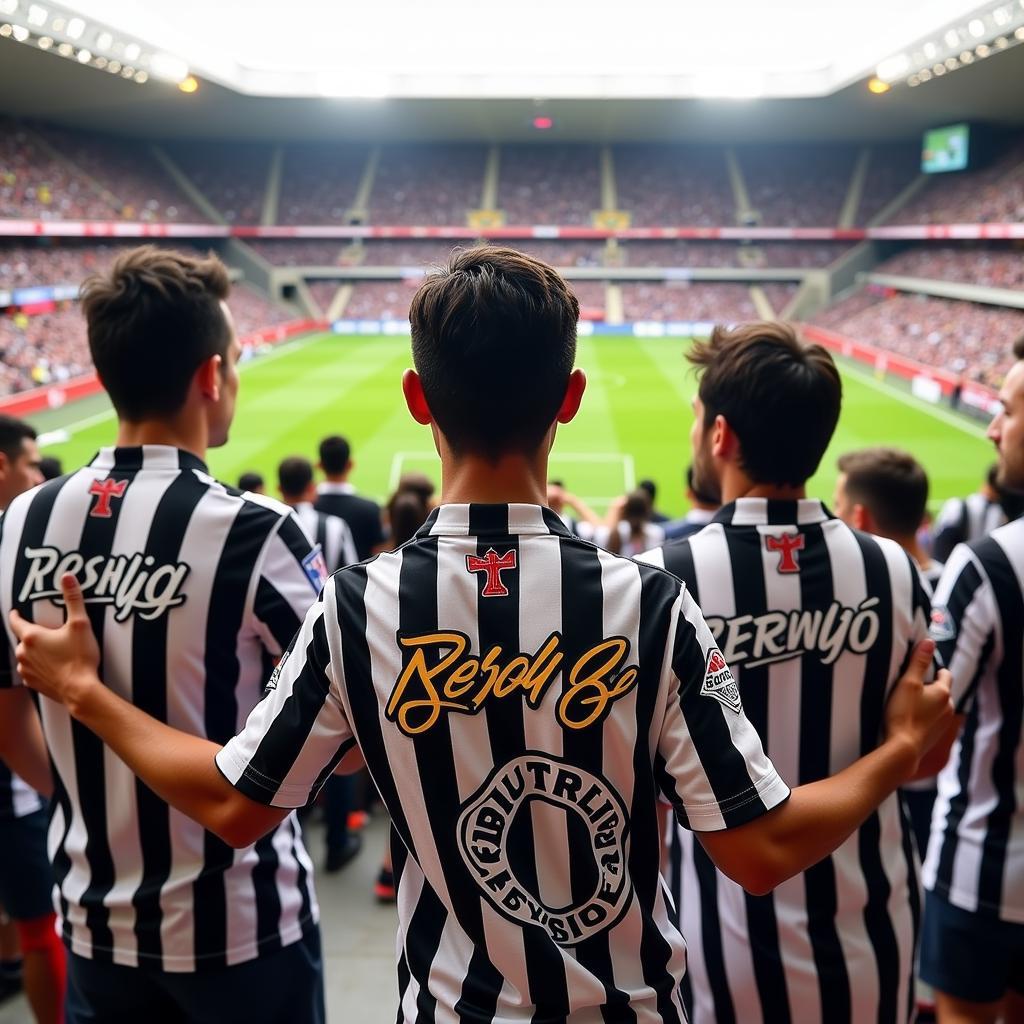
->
[30,331,995,519]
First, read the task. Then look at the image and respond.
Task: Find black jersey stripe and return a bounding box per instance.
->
[132,470,210,962]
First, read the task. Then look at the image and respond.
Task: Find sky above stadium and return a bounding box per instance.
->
[65,0,991,97]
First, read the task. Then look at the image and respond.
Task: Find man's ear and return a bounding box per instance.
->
[710,414,738,461]
[556,369,587,424]
[853,504,871,533]
[402,369,432,426]
[0,451,8,481]
[196,354,223,402]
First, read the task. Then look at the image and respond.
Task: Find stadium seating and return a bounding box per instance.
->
[761,282,800,316]
[0,305,91,394]
[370,145,486,225]
[739,145,856,226]
[35,125,208,223]
[812,287,1024,387]
[278,144,366,225]
[343,280,420,320]
[620,282,757,322]
[893,135,1024,224]
[306,280,340,314]
[246,240,347,267]
[857,144,921,224]
[613,146,736,227]
[619,241,852,268]
[872,244,1024,290]
[498,145,601,225]
[165,142,271,224]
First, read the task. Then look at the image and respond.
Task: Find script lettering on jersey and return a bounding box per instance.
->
[386,630,638,737]
[18,546,190,622]
[704,596,881,670]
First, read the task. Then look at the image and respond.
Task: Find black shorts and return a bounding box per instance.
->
[920,890,1024,1003]
[66,926,325,1024]
[0,808,55,922]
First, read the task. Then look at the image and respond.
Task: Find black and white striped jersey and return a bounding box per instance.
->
[290,502,357,573]
[933,493,1007,564]
[924,520,1024,923]
[641,498,929,1024]
[0,445,325,972]
[216,502,790,1022]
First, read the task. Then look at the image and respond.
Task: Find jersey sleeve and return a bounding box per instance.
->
[250,511,328,658]
[217,577,355,808]
[930,543,996,712]
[335,518,358,569]
[932,498,967,565]
[656,587,790,832]
[0,515,21,690]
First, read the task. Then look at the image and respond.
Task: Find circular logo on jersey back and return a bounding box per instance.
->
[457,753,632,946]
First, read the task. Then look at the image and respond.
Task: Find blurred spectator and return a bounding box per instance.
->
[237,471,265,495]
[663,465,722,541]
[546,480,601,535]
[227,283,292,339]
[498,145,601,225]
[761,282,800,317]
[614,145,735,226]
[359,240,604,269]
[37,456,62,481]
[932,463,1024,564]
[370,145,485,225]
[246,241,345,267]
[306,280,339,316]
[621,241,851,269]
[315,434,386,560]
[578,488,665,556]
[342,281,419,321]
[278,144,366,225]
[637,479,669,523]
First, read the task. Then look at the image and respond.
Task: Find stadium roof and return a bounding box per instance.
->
[35,0,1005,99]
[1,0,1023,141]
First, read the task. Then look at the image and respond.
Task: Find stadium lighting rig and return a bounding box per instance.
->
[874,0,1024,88]
[0,0,192,88]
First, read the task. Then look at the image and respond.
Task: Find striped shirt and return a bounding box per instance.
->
[0,763,44,820]
[641,498,929,1024]
[0,445,325,972]
[291,502,357,573]
[933,493,1007,564]
[216,502,790,1022]
[924,520,1024,922]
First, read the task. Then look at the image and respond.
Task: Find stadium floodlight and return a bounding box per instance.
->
[123,41,140,61]
[922,40,938,58]
[0,0,17,15]
[315,71,389,98]
[65,14,83,37]
[691,69,765,99]
[945,28,961,45]
[10,21,27,39]
[149,51,189,82]
[26,3,45,26]
[96,30,111,49]
[76,46,89,62]
[875,53,910,81]
[36,33,50,47]
[968,17,986,35]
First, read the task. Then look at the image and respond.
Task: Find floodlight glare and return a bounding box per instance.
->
[0,0,16,14]
[875,54,910,82]
[922,41,937,59]
[11,22,27,40]
[134,69,148,83]
[96,31,112,49]
[123,42,140,61]
[177,75,199,93]
[968,18,985,37]
[26,4,46,26]
[0,24,11,37]
[66,15,84,38]
[150,52,189,82]
[867,76,890,94]
[944,28,960,46]
[76,47,90,62]
[36,34,50,48]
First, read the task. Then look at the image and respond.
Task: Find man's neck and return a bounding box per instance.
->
[323,474,349,485]
[441,451,548,507]
[721,475,807,506]
[281,496,309,509]
[115,419,207,463]
[891,533,932,570]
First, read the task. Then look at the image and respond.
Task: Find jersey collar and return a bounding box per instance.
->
[90,445,209,475]
[417,503,574,538]
[712,497,832,527]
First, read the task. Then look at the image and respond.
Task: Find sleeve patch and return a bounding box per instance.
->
[929,606,956,642]
[700,648,742,714]
[302,546,328,594]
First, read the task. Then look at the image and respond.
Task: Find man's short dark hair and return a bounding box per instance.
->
[319,435,351,475]
[689,322,842,487]
[238,471,264,492]
[278,457,314,499]
[80,245,232,422]
[409,245,579,461]
[1013,333,1024,361]
[0,415,36,463]
[837,447,929,536]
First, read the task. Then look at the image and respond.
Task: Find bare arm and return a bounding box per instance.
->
[11,576,287,848]
[697,640,953,895]
[0,688,52,798]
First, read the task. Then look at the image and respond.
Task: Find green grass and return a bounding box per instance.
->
[32,332,994,519]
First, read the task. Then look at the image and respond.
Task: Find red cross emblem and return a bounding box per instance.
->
[88,478,128,519]
[765,531,805,574]
[466,548,517,598]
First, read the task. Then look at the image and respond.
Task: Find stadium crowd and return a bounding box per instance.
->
[498,144,602,224]
[874,244,1024,290]
[278,144,366,226]
[368,145,486,225]
[620,280,758,321]
[3,244,1024,1024]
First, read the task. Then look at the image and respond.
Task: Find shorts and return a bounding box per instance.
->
[920,890,1024,1003]
[0,808,56,922]
[66,926,325,1024]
